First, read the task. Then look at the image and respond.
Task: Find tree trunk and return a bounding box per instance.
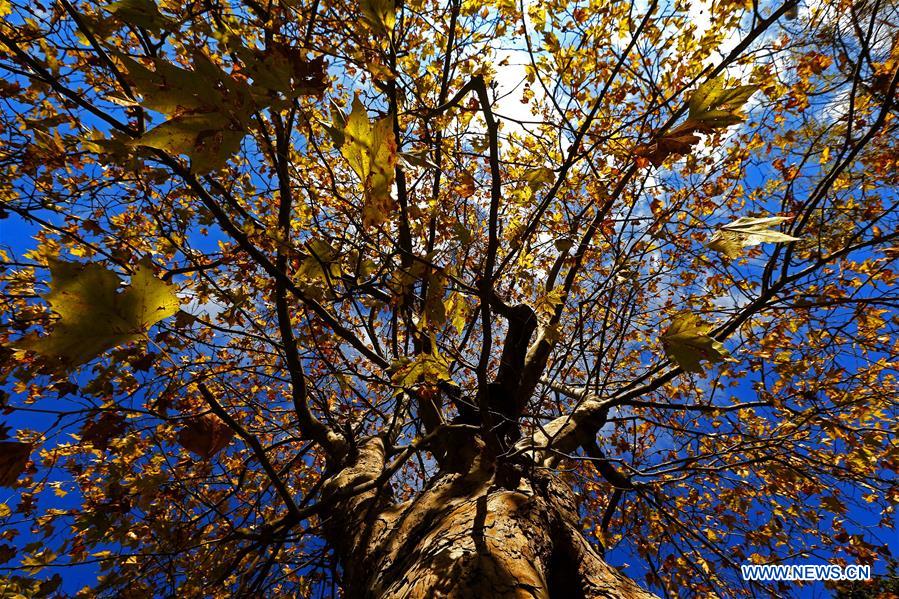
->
[322,438,657,599]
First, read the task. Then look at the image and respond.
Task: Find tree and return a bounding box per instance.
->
[0,0,896,596]
[832,563,899,599]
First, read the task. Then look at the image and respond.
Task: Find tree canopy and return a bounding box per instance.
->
[0,0,897,596]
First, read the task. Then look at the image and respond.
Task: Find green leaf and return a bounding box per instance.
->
[708,216,800,258]
[11,259,179,368]
[661,313,729,373]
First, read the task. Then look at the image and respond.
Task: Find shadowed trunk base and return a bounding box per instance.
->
[323,439,657,599]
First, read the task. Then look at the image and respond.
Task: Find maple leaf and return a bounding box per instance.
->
[687,77,757,127]
[0,441,31,487]
[132,114,247,174]
[390,346,452,391]
[11,259,179,368]
[708,216,800,258]
[119,53,258,173]
[104,0,174,32]
[660,313,729,373]
[635,76,757,167]
[634,128,702,167]
[233,45,328,98]
[80,411,128,451]
[177,413,235,459]
[455,172,476,198]
[360,0,397,35]
[337,96,398,227]
[419,273,447,330]
[523,166,555,191]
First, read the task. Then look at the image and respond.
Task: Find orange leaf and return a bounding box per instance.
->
[177,413,235,459]
[634,130,702,167]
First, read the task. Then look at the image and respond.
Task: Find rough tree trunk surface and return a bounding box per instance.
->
[323,438,658,599]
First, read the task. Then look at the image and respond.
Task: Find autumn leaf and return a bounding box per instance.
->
[660,313,729,373]
[390,347,452,391]
[399,150,438,170]
[419,273,447,330]
[687,77,757,128]
[455,172,476,198]
[233,45,328,98]
[134,114,247,174]
[177,413,235,459]
[633,128,702,167]
[119,53,257,172]
[360,0,397,36]
[20,550,57,576]
[445,292,469,335]
[0,441,31,487]
[11,259,179,368]
[523,166,555,191]
[116,53,237,116]
[80,411,127,451]
[708,216,800,258]
[338,96,398,227]
[635,77,757,167]
[296,239,343,292]
[105,0,174,32]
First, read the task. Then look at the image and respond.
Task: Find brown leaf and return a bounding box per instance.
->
[269,46,328,95]
[129,351,157,372]
[0,441,32,487]
[455,172,476,198]
[177,413,235,459]
[634,130,702,167]
[80,411,127,451]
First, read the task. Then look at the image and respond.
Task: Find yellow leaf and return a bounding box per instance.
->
[708,215,800,258]
[360,0,397,35]
[21,550,56,575]
[105,0,173,32]
[340,96,398,226]
[10,258,179,368]
[660,313,729,373]
[523,166,555,191]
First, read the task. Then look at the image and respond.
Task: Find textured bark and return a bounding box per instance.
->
[323,440,658,599]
